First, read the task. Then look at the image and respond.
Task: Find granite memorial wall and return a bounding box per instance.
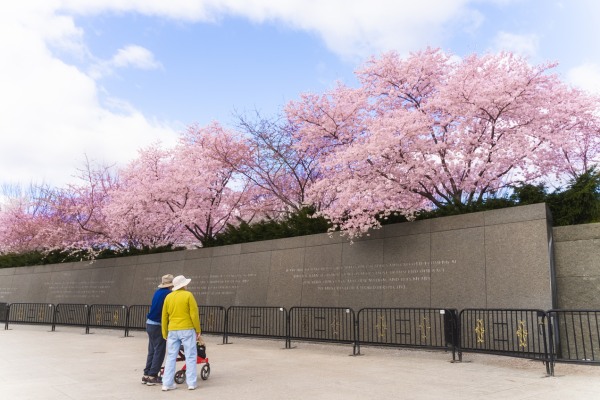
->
[0,203,557,311]
[553,222,600,309]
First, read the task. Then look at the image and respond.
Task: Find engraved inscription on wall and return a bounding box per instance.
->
[0,286,17,300]
[45,276,115,299]
[1,257,457,304]
[288,260,455,292]
[205,273,257,296]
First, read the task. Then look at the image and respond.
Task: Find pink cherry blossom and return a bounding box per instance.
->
[286,48,600,237]
[111,122,255,247]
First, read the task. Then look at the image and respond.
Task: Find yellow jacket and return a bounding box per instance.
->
[161,289,201,338]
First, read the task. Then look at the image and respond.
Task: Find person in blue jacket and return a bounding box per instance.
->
[142,274,173,386]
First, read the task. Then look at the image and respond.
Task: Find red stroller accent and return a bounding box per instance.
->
[159,343,210,384]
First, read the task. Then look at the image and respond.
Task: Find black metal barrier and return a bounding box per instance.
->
[5,303,55,330]
[459,309,553,375]
[199,306,226,334]
[548,309,600,365]
[3,301,600,376]
[288,307,357,351]
[356,308,458,359]
[125,305,151,337]
[223,306,288,345]
[53,304,89,331]
[87,304,128,336]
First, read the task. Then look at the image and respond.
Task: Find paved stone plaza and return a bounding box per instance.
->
[1,325,599,399]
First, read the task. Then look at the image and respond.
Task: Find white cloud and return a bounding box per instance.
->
[89,45,163,79]
[0,5,177,187]
[54,0,493,59]
[492,31,540,56]
[568,63,600,94]
[0,1,507,186]
[112,45,162,69]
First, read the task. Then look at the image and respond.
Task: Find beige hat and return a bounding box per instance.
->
[172,275,192,291]
[158,274,174,288]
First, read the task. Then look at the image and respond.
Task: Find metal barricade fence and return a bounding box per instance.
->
[5,303,55,329]
[2,299,597,375]
[548,309,600,365]
[288,307,356,351]
[126,305,151,337]
[224,306,288,345]
[53,304,89,331]
[356,308,458,359]
[199,306,226,334]
[87,304,129,336]
[459,309,553,375]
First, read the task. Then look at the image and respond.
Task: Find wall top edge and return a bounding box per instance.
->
[553,222,600,242]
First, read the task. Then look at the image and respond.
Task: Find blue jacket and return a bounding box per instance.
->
[147,288,171,323]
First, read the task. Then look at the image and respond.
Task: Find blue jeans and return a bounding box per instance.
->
[144,324,166,377]
[163,329,197,387]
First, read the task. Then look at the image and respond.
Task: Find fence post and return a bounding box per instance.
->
[546,312,555,376]
[4,304,8,330]
[354,313,361,356]
[125,306,130,338]
[457,310,463,362]
[285,310,292,349]
[549,311,561,371]
[220,306,225,334]
[450,311,456,362]
[85,304,91,334]
[51,304,56,332]
[222,307,229,344]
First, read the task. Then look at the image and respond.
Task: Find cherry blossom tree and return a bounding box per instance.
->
[1,124,257,254]
[0,158,183,257]
[560,118,600,178]
[4,48,599,253]
[112,122,256,247]
[0,159,124,257]
[286,48,600,236]
[0,182,54,254]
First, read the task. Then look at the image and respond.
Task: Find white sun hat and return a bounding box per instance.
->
[171,275,192,291]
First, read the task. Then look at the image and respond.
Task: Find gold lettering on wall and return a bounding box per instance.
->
[96,309,102,324]
[113,310,119,325]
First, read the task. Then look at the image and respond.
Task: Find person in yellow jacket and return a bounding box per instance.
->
[161,275,204,391]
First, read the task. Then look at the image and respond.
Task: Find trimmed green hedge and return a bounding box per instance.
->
[0,245,185,269]
[205,206,332,247]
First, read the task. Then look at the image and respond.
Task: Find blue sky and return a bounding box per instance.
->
[2,1,600,187]
[81,15,342,123]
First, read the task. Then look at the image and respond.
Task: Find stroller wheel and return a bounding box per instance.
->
[201,364,210,380]
[174,370,186,384]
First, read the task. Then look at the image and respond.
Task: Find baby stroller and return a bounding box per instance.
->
[159,342,210,384]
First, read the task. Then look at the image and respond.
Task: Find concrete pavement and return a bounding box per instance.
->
[1,325,599,399]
